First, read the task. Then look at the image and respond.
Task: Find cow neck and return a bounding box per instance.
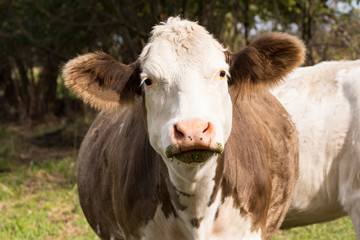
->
[164,154,223,238]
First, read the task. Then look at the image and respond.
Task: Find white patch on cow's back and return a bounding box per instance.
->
[337,65,360,238]
[272,60,360,231]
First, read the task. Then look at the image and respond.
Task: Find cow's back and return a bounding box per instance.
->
[272,60,360,228]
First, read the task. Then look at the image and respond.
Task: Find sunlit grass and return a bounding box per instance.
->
[273,217,356,240]
[0,157,97,240]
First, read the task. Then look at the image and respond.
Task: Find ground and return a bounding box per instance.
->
[0,118,357,239]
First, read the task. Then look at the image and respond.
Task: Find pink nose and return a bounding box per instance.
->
[172,118,214,152]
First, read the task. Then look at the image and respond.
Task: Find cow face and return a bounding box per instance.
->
[63,17,305,167]
[139,19,232,165]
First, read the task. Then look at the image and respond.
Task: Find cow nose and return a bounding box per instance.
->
[173,118,214,151]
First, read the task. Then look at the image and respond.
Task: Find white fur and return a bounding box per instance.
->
[168,155,222,240]
[271,60,360,238]
[141,197,262,240]
[139,17,232,163]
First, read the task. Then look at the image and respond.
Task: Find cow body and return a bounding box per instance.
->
[77,92,298,240]
[272,60,360,238]
[63,18,305,240]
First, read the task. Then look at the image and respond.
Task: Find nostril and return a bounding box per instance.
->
[174,124,185,138]
[202,122,210,133]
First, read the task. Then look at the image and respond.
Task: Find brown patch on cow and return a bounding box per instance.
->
[62,52,141,111]
[226,32,305,97]
[207,91,299,239]
[190,217,203,228]
[77,102,183,239]
[220,93,273,235]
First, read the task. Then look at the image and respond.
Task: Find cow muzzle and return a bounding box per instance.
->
[166,118,224,163]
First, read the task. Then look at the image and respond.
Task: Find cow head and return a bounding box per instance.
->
[63,17,304,170]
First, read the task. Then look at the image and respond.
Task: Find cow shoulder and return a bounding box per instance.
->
[221,91,299,239]
[78,103,179,239]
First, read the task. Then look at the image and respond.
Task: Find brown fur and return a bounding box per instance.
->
[226,32,305,97]
[78,105,180,239]
[207,92,299,239]
[190,217,203,228]
[62,52,141,111]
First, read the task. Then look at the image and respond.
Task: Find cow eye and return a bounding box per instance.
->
[218,70,227,80]
[144,78,153,86]
[141,76,157,88]
[219,70,226,78]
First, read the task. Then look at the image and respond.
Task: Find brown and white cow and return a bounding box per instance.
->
[62,17,304,240]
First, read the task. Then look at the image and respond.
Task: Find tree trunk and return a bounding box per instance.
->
[299,1,315,65]
[0,58,20,120]
[243,0,250,45]
[34,57,59,118]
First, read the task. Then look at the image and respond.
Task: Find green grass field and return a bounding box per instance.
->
[0,122,357,239]
[0,157,97,240]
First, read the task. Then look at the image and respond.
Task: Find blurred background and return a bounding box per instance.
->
[1,0,360,122]
[0,0,359,239]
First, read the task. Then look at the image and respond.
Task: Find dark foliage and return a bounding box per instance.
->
[0,0,359,121]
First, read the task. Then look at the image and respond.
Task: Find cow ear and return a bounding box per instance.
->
[62,52,141,110]
[226,32,305,95]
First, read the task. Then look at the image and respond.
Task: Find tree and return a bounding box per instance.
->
[0,0,359,121]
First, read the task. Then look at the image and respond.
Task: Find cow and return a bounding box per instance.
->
[62,17,305,240]
[272,60,360,238]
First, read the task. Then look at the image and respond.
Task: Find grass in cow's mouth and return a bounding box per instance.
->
[166,143,224,163]
[173,150,216,163]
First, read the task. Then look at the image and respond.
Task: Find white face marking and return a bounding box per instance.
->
[139,18,232,167]
[138,18,236,239]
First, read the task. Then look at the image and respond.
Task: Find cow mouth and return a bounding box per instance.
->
[166,143,224,163]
